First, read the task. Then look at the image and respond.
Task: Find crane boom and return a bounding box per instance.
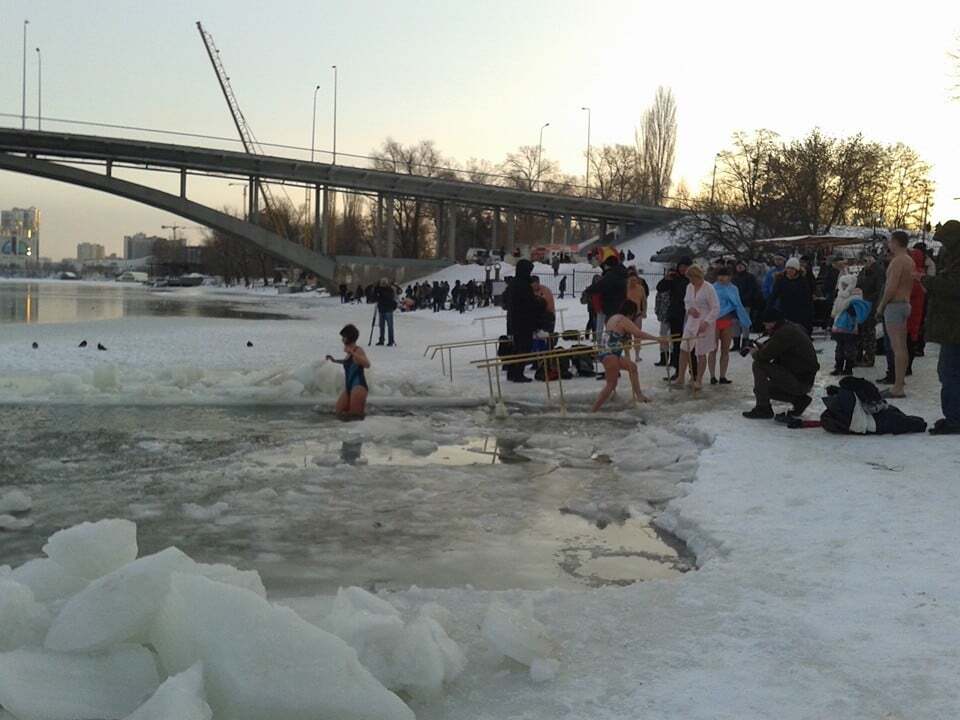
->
[195,21,283,229]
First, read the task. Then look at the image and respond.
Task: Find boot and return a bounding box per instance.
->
[654,351,668,367]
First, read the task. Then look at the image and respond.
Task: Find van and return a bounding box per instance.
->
[465,248,490,264]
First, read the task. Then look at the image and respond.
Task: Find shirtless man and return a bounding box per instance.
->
[876,230,915,397]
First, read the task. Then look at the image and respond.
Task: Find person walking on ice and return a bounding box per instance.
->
[592,300,662,412]
[326,324,370,420]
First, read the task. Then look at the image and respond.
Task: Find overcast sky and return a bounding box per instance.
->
[1,0,958,260]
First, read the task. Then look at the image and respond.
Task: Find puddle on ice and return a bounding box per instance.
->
[255,435,531,468]
[1,404,696,595]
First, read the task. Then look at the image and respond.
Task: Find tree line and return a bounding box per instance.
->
[678,128,935,260]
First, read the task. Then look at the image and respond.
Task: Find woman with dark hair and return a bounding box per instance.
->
[326,324,370,420]
[592,299,661,412]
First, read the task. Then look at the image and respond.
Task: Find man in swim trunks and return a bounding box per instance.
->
[876,230,915,398]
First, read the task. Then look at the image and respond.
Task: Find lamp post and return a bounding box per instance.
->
[35,47,41,131]
[308,84,320,219]
[228,182,247,221]
[21,20,30,129]
[920,182,930,241]
[536,122,550,191]
[581,107,591,197]
[331,65,338,165]
[710,152,721,206]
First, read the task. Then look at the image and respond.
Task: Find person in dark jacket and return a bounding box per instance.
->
[657,257,692,376]
[856,253,884,367]
[924,220,960,434]
[558,274,567,299]
[374,279,397,346]
[743,306,820,419]
[768,257,814,335]
[819,257,841,304]
[581,275,600,340]
[588,256,629,338]
[506,259,542,383]
[732,260,761,348]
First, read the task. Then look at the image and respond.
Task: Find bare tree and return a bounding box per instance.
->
[638,86,677,205]
[589,144,643,202]
[370,138,453,258]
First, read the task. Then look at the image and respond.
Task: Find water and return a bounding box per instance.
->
[0,405,693,595]
[0,281,293,324]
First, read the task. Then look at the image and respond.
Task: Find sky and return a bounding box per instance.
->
[0,0,958,260]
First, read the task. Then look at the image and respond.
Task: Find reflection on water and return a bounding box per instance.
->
[338,436,530,466]
[0,281,294,324]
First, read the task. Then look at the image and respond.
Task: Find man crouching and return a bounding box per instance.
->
[743,307,820,420]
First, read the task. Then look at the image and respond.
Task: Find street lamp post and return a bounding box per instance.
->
[228,182,247,221]
[710,152,720,206]
[21,20,30,129]
[308,84,320,215]
[581,107,591,198]
[35,47,41,131]
[331,65,338,165]
[536,122,550,191]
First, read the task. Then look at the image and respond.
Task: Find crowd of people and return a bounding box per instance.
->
[330,220,959,434]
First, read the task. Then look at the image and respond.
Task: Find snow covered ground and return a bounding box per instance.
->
[2,278,959,718]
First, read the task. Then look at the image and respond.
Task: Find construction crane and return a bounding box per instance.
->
[195,21,291,239]
[161,224,204,242]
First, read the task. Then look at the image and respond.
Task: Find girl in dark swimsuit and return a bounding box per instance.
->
[326,324,370,420]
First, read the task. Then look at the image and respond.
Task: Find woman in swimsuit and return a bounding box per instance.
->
[592,300,661,412]
[326,324,370,420]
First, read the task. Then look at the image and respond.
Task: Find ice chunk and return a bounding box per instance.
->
[323,587,405,687]
[0,489,32,513]
[10,559,87,603]
[124,663,211,720]
[91,364,119,391]
[45,547,196,653]
[193,562,266,598]
[481,600,558,666]
[0,514,34,530]
[323,587,464,695]
[529,657,560,683]
[182,502,229,521]
[0,645,159,720]
[42,519,138,581]
[394,614,466,695]
[0,579,50,651]
[410,440,439,456]
[150,573,414,720]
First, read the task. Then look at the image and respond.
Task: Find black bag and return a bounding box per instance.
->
[569,344,596,377]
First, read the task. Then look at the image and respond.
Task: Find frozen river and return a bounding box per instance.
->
[0,280,294,324]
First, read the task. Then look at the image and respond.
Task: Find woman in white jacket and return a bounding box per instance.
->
[672,265,719,392]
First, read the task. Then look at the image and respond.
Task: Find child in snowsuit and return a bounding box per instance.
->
[831,275,872,376]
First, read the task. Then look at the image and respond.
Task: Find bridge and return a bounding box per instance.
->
[0,128,682,282]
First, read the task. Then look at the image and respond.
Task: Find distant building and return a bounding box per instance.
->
[1,206,41,265]
[123,232,164,260]
[77,242,106,262]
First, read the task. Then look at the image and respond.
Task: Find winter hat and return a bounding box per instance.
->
[785,257,801,271]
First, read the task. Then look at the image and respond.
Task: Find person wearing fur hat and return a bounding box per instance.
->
[768,257,814,335]
[830,274,872,376]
